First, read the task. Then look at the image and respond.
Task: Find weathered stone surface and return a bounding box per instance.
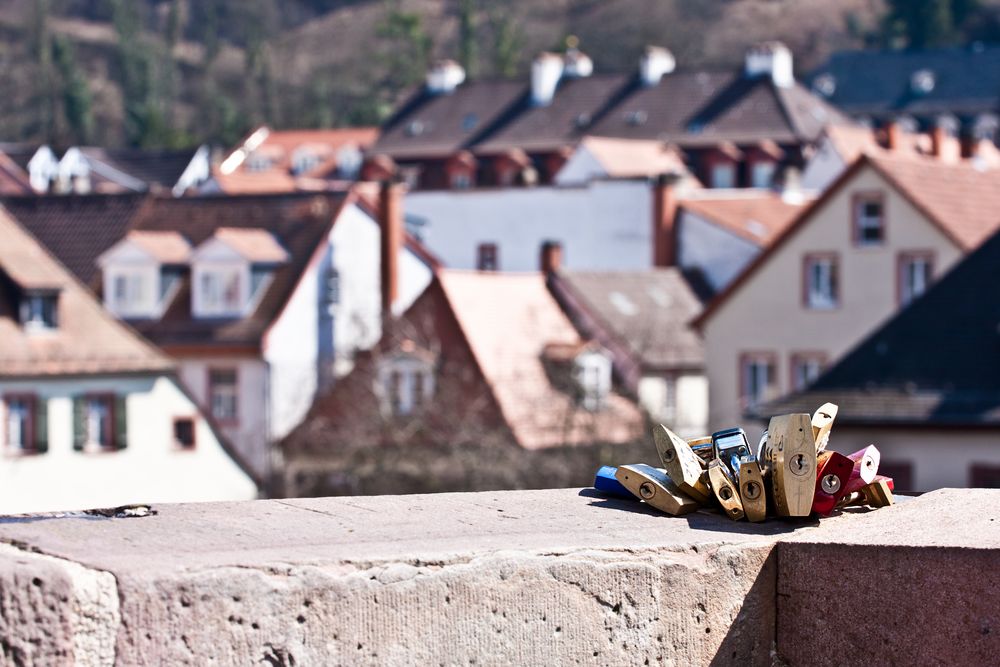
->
[0,488,995,665]
[777,489,1000,666]
[0,543,118,666]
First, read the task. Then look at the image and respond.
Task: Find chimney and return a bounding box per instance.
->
[652,173,682,267]
[426,59,466,94]
[379,180,404,315]
[744,42,794,88]
[639,46,675,87]
[540,240,563,274]
[531,52,564,106]
[884,119,902,151]
[930,116,961,163]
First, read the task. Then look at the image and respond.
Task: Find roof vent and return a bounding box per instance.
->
[744,42,794,88]
[625,110,647,126]
[426,59,466,94]
[813,73,836,97]
[910,69,935,95]
[639,46,675,87]
[405,120,425,137]
[531,52,565,106]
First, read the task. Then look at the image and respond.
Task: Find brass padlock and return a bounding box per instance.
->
[860,478,894,507]
[615,464,700,516]
[653,425,712,504]
[686,436,714,462]
[707,459,745,521]
[765,413,816,517]
[811,402,838,453]
[738,456,767,522]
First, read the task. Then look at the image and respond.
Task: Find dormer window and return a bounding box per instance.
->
[376,344,436,417]
[245,152,273,172]
[336,146,363,179]
[291,149,320,175]
[98,231,192,319]
[20,292,58,331]
[199,266,243,315]
[574,349,611,411]
[110,271,148,316]
[190,228,288,319]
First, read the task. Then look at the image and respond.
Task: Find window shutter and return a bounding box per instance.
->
[34,398,48,454]
[73,396,86,451]
[114,395,128,450]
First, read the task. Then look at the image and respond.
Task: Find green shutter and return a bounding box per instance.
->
[114,395,127,450]
[34,399,48,454]
[72,396,85,451]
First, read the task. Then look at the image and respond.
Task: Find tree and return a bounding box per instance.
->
[485,3,522,78]
[457,0,478,78]
[52,37,94,144]
[376,0,433,92]
[882,0,973,48]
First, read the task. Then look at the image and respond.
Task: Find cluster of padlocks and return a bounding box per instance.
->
[595,403,894,521]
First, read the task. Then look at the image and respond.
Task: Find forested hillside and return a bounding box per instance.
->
[0,0,997,149]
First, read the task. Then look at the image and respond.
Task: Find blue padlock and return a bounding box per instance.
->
[593,465,637,500]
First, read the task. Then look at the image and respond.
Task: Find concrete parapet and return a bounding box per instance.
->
[0,488,996,665]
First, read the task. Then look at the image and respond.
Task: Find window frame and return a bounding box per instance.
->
[802,252,840,310]
[789,351,828,391]
[3,393,37,454]
[82,392,116,453]
[738,351,778,410]
[897,250,935,307]
[970,464,1000,488]
[194,263,246,318]
[879,460,913,492]
[710,162,736,189]
[476,243,499,272]
[750,160,776,188]
[20,292,59,331]
[172,416,197,450]
[851,191,886,247]
[207,368,240,426]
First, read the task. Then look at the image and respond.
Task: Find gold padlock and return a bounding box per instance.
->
[707,459,745,521]
[811,402,838,453]
[653,425,712,503]
[738,457,767,522]
[615,464,700,516]
[765,413,816,517]
[860,478,894,507]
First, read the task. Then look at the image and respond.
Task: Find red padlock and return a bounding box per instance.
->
[813,451,853,516]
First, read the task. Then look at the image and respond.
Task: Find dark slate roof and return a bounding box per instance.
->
[127,192,349,349]
[588,72,850,146]
[374,80,526,159]
[757,226,1000,426]
[556,269,704,370]
[806,45,1000,122]
[473,74,631,154]
[79,147,199,192]
[0,194,150,286]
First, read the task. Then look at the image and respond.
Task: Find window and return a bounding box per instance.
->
[879,461,913,492]
[291,150,319,175]
[20,293,58,330]
[4,395,42,453]
[111,272,147,315]
[208,369,239,424]
[376,352,435,417]
[740,353,777,409]
[198,267,243,316]
[451,171,472,189]
[970,464,1000,488]
[245,153,272,172]
[803,254,839,310]
[853,194,885,246]
[750,161,776,188]
[173,418,196,449]
[336,146,363,179]
[574,351,612,411]
[73,394,117,452]
[898,252,934,307]
[710,163,735,188]
[477,243,499,272]
[324,267,340,307]
[790,353,827,391]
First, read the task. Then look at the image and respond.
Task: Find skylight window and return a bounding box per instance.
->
[911,69,936,95]
[609,291,638,316]
[461,113,478,132]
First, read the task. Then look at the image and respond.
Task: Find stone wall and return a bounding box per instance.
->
[0,488,996,665]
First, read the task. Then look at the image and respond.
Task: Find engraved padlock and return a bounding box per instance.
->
[766,413,816,517]
[653,424,712,504]
[615,464,700,516]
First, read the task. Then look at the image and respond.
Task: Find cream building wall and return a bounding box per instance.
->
[703,166,964,430]
[0,375,257,514]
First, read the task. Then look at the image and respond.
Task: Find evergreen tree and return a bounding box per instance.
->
[51,37,94,144]
[458,0,478,78]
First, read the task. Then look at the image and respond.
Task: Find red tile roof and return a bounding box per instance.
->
[678,191,810,246]
[124,230,192,264]
[0,207,174,377]
[212,228,289,264]
[438,270,643,449]
[575,136,687,179]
